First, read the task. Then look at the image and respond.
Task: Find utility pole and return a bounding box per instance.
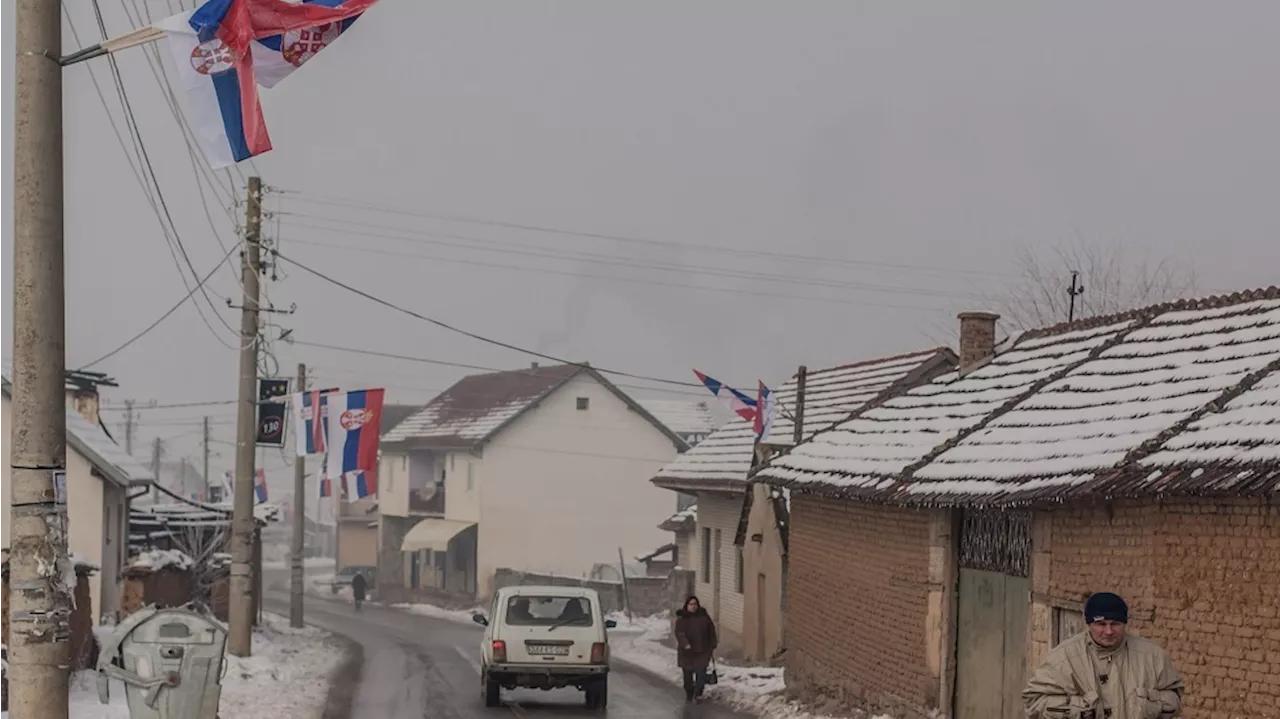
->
[290,362,307,628]
[202,416,211,499]
[1067,270,1084,322]
[229,176,263,656]
[792,365,808,446]
[123,399,136,455]
[9,0,71,713]
[151,437,163,500]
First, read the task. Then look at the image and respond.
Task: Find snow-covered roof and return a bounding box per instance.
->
[383,363,685,450]
[1,367,154,487]
[658,504,697,532]
[653,348,956,488]
[759,288,1280,505]
[639,399,720,438]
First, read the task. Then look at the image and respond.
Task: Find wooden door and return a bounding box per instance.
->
[954,511,1032,719]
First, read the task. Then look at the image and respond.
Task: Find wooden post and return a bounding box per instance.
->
[617,547,633,622]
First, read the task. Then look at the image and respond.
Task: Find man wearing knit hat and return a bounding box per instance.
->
[1024,592,1184,718]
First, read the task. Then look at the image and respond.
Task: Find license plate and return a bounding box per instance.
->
[527,644,570,656]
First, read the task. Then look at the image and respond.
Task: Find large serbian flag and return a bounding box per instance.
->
[251,0,366,88]
[156,0,376,167]
[325,388,384,499]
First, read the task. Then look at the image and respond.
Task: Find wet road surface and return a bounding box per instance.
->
[263,592,753,719]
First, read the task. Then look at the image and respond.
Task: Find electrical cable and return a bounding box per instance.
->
[271,250,707,389]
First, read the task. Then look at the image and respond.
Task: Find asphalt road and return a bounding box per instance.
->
[263,592,753,719]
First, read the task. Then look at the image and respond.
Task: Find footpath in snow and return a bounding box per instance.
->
[389,602,894,719]
[2,613,348,719]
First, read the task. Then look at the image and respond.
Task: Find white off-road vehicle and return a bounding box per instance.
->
[473,586,616,709]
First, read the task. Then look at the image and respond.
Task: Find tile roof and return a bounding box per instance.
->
[381,363,686,451]
[1,367,154,487]
[658,504,697,532]
[653,348,956,488]
[758,287,1280,506]
[639,399,720,438]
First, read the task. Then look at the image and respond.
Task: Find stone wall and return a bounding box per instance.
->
[491,567,692,618]
[785,493,936,717]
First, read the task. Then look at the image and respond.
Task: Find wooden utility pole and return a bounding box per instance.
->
[792,365,807,446]
[202,416,211,499]
[229,176,263,656]
[8,0,71,714]
[123,399,136,455]
[290,362,307,628]
[1067,270,1084,322]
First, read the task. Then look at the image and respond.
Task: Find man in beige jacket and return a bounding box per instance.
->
[1024,592,1183,719]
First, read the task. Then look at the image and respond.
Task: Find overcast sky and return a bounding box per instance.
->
[4,1,1280,489]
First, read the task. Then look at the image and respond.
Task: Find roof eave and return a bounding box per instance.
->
[651,476,747,494]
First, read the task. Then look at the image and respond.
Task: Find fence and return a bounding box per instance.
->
[492,567,695,618]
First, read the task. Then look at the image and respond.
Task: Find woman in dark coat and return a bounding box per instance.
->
[674,595,717,702]
[351,572,367,611]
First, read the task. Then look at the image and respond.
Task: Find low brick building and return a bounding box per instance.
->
[757,288,1280,719]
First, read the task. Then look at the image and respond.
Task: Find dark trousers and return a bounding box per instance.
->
[681,668,707,700]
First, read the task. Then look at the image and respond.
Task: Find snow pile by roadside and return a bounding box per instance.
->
[128,549,193,571]
[392,602,483,625]
[63,613,347,719]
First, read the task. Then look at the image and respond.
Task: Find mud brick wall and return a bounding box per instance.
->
[785,493,934,717]
[1045,500,1280,719]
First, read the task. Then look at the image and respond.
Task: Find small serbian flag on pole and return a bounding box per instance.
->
[325,388,384,499]
[253,468,268,503]
[318,474,333,498]
[693,369,758,423]
[293,388,339,456]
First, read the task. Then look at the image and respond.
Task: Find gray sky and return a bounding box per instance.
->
[5,1,1280,489]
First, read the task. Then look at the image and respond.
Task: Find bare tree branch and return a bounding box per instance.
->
[987,242,1199,332]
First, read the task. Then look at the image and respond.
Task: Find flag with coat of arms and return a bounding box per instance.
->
[325,388,384,499]
[156,0,378,168]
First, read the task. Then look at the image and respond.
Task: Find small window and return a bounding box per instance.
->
[466,463,475,491]
[1054,606,1086,646]
[576,397,590,411]
[701,528,712,582]
[734,545,744,594]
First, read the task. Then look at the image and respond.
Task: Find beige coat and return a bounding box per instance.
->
[1023,630,1183,719]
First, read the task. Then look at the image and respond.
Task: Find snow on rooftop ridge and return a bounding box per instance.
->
[911,298,1280,491]
[761,323,1133,488]
[639,399,720,436]
[655,349,949,483]
[1142,363,1280,468]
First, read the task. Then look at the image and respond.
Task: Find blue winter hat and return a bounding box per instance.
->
[1084,592,1129,624]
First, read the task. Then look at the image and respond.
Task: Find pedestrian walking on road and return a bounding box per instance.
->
[351,571,367,612]
[674,595,717,703]
[1023,592,1183,718]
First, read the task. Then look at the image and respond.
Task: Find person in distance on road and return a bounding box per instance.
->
[351,571,367,612]
[1023,592,1183,718]
[675,595,717,703]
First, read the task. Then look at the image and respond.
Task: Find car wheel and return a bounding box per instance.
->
[484,672,501,708]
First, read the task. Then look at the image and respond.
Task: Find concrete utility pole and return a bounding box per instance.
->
[792,365,808,446]
[123,399,136,455]
[229,176,263,656]
[290,362,307,628]
[150,437,163,501]
[202,416,211,499]
[8,0,71,714]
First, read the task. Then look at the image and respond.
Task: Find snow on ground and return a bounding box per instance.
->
[391,602,484,625]
[60,613,347,719]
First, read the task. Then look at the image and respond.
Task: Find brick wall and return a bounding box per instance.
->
[786,494,935,716]
[1041,500,1280,719]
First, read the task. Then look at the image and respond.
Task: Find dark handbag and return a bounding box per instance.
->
[706,659,719,685]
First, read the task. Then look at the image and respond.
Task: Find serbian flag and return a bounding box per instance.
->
[250,0,366,88]
[693,369,757,422]
[318,474,333,498]
[157,0,377,168]
[293,388,338,456]
[325,388,384,499]
[254,468,269,503]
[754,381,775,442]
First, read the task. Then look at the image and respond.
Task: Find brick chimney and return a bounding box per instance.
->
[957,311,1000,374]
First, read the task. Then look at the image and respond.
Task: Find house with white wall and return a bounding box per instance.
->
[650,348,957,659]
[2,370,155,624]
[377,363,689,599]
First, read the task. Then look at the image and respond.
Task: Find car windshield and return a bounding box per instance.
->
[504,595,593,627]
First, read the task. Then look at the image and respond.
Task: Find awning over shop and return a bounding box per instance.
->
[401,518,476,552]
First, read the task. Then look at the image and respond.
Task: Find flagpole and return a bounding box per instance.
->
[59,25,166,66]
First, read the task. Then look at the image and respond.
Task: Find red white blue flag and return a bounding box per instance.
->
[254,468,268,503]
[157,0,377,168]
[754,381,775,443]
[692,369,758,423]
[325,388,384,499]
[293,387,339,456]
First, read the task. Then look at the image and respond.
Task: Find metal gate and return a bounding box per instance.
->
[954,510,1032,719]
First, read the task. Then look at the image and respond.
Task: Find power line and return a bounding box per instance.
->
[271,250,704,389]
[278,214,978,302]
[102,399,239,410]
[75,243,240,370]
[274,190,1015,279]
